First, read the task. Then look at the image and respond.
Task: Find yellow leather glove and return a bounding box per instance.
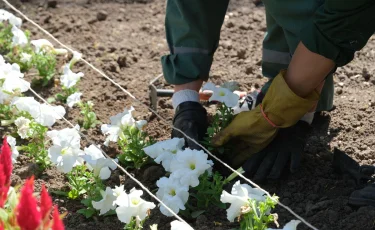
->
[212,70,320,167]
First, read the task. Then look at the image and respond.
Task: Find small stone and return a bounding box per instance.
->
[336,88,343,95]
[239,23,250,30]
[237,49,246,59]
[10,174,21,187]
[47,0,57,8]
[226,21,235,28]
[97,11,108,21]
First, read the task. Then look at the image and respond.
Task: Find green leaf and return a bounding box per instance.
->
[191,210,205,218]
[103,209,116,216]
[77,208,96,218]
[47,97,56,103]
[0,208,8,220]
[81,198,93,207]
[50,190,69,197]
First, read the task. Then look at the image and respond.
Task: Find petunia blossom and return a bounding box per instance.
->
[92,187,117,215]
[6,136,19,163]
[82,145,117,180]
[170,220,194,230]
[66,92,82,108]
[47,126,83,173]
[20,52,32,63]
[31,39,67,55]
[156,177,189,217]
[60,64,84,89]
[11,25,28,47]
[69,51,82,67]
[115,188,156,224]
[143,138,184,171]
[220,180,267,222]
[169,148,212,187]
[0,9,22,27]
[101,107,147,146]
[14,116,32,139]
[202,82,239,107]
[267,220,301,230]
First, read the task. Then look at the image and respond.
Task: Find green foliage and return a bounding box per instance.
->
[0,23,13,54]
[239,195,279,230]
[31,52,57,86]
[202,103,234,154]
[0,104,12,121]
[78,101,101,130]
[19,121,50,171]
[124,217,146,230]
[117,126,155,169]
[56,86,78,103]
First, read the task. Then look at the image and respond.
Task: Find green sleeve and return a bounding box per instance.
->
[300,0,375,67]
[161,0,229,85]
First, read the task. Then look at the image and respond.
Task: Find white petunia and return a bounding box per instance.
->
[6,136,19,163]
[220,180,267,222]
[267,220,301,230]
[143,138,184,171]
[101,107,147,146]
[20,52,32,63]
[11,25,27,47]
[60,64,84,89]
[0,9,22,27]
[112,185,126,198]
[31,39,67,55]
[11,97,65,127]
[169,148,212,187]
[115,188,156,224]
[82,145,117,180]
[170,220,194,230]
[0,62,29,93]
[66,92,82,108]
[156,177,189,217]
[47,126,83,173]
[69,51,82,67]
[202,82,239,107]
[14,117,32,139]
[92,187,117,215]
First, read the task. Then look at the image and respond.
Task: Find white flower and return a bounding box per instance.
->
[47,126,83,173]
[0,9,22,27]
[14,117,32,139]
[31,39,67,55]
[20,52,32,63]
[11,97,66,127]
[115,188,156,224]
[69,51,82,67]
[101,107,147,146]
[11,26,27,47]
[6,136,19,163]
[267,220,301,230]
[0,62,29,93]
[92,187,117,215]
[170,220,193,230]
[202,82,239,107]
[156,177,189,217]
[143,138,184,171]
[220,180,267,222]
[31,39,54,53]
[112,185,125,198]
[67,92,82,108]
[82,145,117,180]
[169,148,212,187]
[60,64,84,89]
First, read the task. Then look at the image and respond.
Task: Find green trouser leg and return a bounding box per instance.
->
[260,0,334,112]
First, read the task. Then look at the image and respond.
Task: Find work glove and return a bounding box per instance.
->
[212,70,319,168]
[242,120,312,182]
[172,101,208,150]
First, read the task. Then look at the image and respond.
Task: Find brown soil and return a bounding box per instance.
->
[2,0,375,229]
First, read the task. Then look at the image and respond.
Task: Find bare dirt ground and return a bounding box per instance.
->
[2,0,375,229]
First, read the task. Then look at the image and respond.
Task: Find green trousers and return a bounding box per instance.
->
[261,0,333,112]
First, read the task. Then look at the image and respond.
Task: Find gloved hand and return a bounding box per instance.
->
[172,101,208,150]
[212,70,319,167]
[242,120,312,182]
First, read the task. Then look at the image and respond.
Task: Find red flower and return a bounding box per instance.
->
[40,184,53,220]
[16,177,41,230]
[0,163,9,208]
[52,206,65,230]
[0,137,13,185]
